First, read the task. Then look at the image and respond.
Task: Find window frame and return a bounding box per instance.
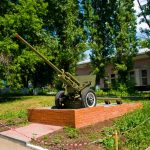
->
[141,69,148,86]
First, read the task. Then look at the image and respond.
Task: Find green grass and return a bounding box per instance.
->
[101,100,150,150]
[64,126,79,139]
[1,95,150,149]
[0,96,54,125]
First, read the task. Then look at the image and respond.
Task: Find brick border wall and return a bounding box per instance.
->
[28,108,75,127]
[74,103,142,128]
[28,103,142,128]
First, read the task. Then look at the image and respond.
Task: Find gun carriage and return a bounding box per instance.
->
[16,34,97,109]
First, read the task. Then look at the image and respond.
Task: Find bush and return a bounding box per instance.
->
[96,89,107,96]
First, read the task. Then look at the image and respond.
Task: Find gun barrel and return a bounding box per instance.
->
[16,34,62,74]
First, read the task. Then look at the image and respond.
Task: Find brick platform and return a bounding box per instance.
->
[28,103,142,128]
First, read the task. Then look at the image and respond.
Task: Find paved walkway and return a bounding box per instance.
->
[0,137,31,150]
[0,123,62,143]
[0,123,63,150]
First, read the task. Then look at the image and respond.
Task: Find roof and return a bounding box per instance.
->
[77,59,91,65]
[138,48,149,54]
[77,48,150,65]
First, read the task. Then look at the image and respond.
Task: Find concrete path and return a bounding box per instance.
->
[0,137,31,150]
[0,123,63,150]
[0,123,63,143]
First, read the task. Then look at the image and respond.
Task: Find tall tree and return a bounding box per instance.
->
[44,0,86,74]
[82,0,137,86]
[112,0,137,84]
[82,0,118,85]
[0,0,57,88]
[137,0,150,48]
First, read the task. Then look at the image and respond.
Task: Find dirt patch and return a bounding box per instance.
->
[32,119,114,150]
[0,124,8,132]
[0,118,28,132]
[0,122,20,132]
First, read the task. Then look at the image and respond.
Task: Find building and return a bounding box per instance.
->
[76,49,150,90]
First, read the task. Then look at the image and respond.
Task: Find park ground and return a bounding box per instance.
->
[0,96,150,150]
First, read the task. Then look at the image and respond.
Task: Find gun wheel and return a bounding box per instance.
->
[55,91,65,109]
[81,89,97,108]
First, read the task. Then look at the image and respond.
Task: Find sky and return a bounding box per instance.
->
[134,0,149,39]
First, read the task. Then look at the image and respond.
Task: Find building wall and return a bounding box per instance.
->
[76,63,92,75]
[76,54,150,89]
[133,57,150,87]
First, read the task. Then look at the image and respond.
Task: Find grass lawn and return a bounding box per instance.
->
[0,96,150,150]
[0,96,54,127]
[101,100,150,150]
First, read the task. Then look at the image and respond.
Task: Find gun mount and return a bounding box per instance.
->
[16,34,97,109]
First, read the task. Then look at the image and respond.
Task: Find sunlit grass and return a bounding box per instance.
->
[0,96,55,125]
[101,101,150,150]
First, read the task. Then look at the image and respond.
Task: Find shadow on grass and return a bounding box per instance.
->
[0,96,32,103]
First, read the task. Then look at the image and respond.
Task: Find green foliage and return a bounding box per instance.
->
[43,135,49,142]
[0,0,58,88]
[111,0,137,83]
[126,79,136,94]
[0,0,86,89]
[0,0,144,90]
[82,0,117,84]
[64,126,79,139]
[96,83,129,97]
[52,135,62,144]
[139,38,150,48]
[102,102,150,150]
[96,89,107,97]
[116,83,128,97]
[82,0,137,86]
[102,138,114,150]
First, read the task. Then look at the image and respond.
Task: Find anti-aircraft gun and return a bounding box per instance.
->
[16,34,97,109]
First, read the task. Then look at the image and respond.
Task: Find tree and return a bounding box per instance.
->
[137,0,150,48]
[44,0,86,74]
[112,0,137,84]
[82,0,137,87]
[0,0,58,88]
[82,0,118,85]
[0,0,88,89]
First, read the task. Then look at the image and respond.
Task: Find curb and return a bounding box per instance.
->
[26,143,48,150]
[0,134,47,150]
[0,133,26,145]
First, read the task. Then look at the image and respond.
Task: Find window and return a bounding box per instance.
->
[141,70,147,86]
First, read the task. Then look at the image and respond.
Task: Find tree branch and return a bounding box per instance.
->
[137,0,150,28]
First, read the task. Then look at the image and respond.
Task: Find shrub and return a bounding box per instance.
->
[96,89,107,96]
[64,126,78,139]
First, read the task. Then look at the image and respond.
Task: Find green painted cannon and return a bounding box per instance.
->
[16,34,97,109]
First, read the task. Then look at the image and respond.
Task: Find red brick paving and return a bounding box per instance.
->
[0,123,62,142]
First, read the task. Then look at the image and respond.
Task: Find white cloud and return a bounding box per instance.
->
[134,0,149,38]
